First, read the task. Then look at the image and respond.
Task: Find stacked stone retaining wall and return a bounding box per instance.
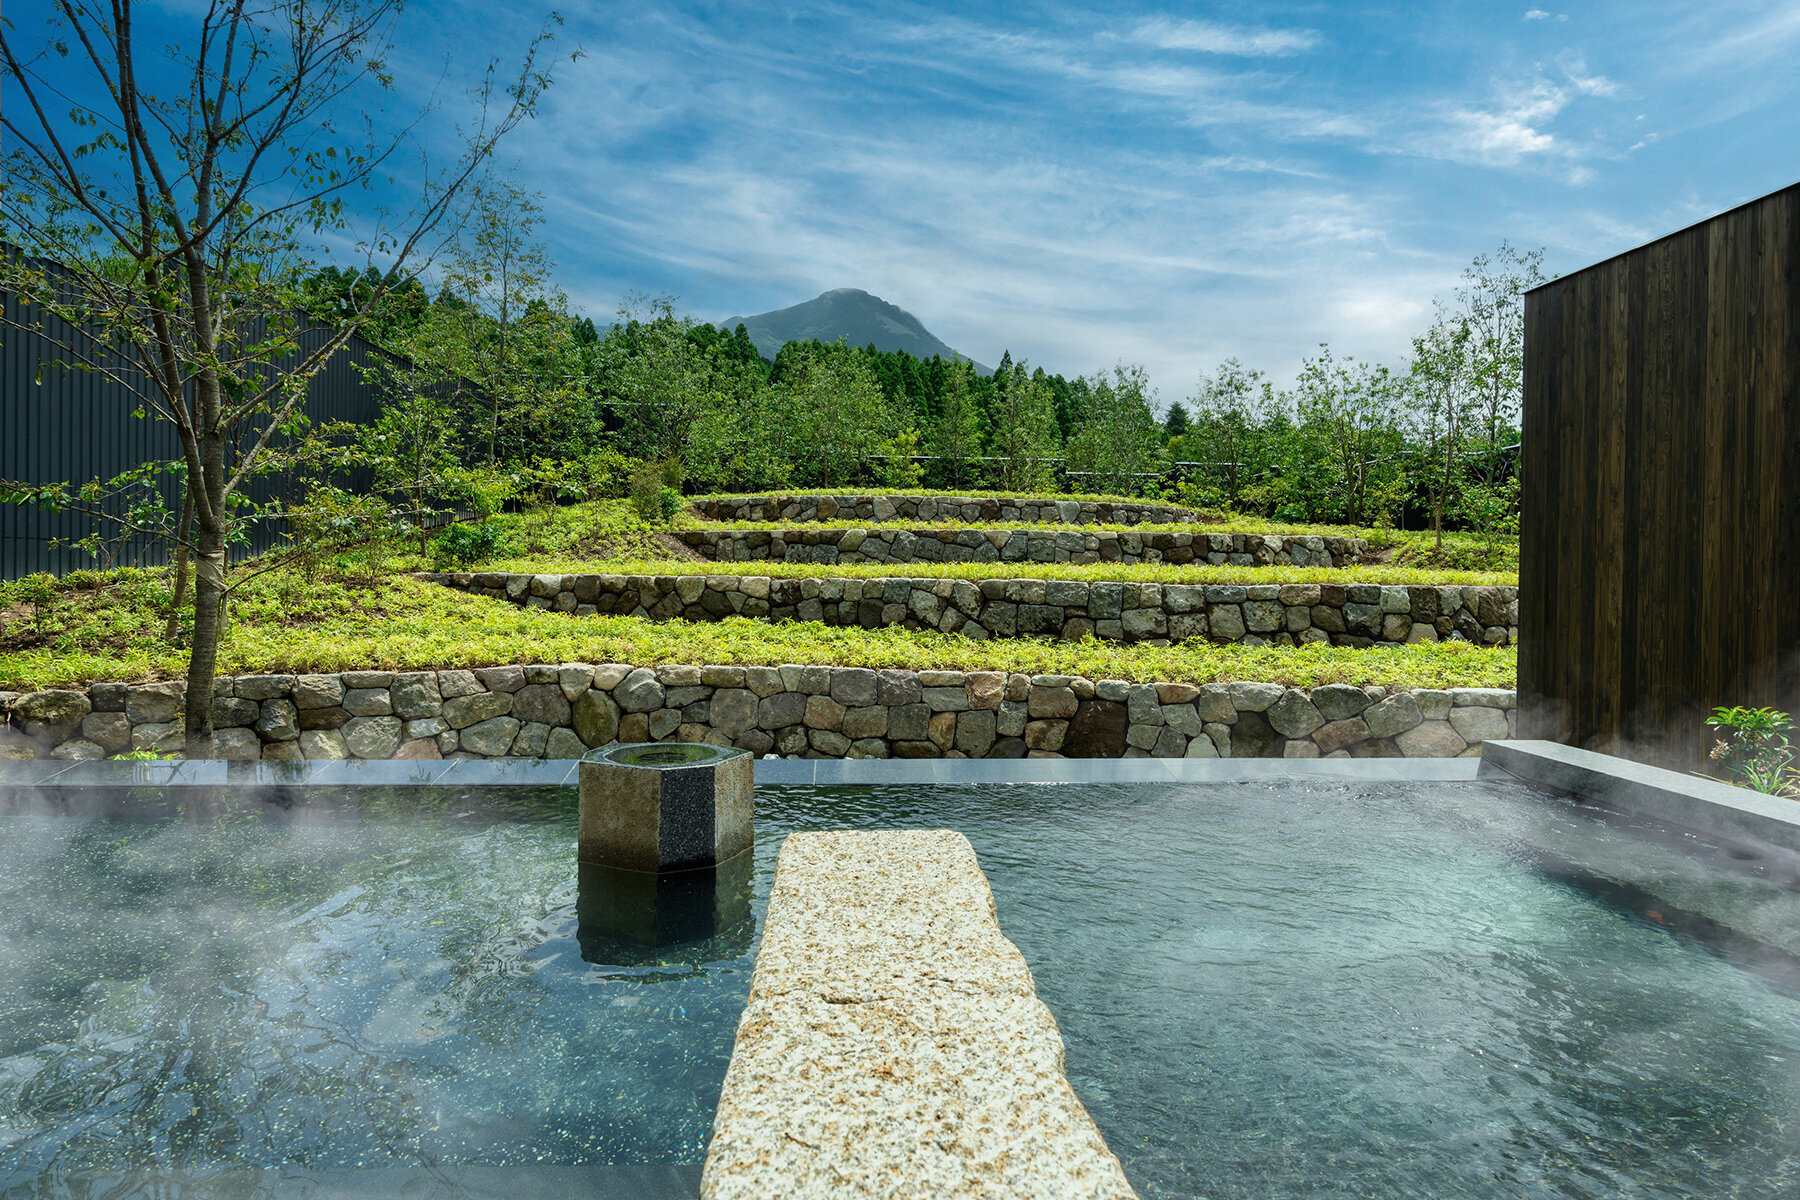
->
[1,668,1516,763]
[680,527,1365,568]
[433,571,1519,647]
[696,493,1203,526]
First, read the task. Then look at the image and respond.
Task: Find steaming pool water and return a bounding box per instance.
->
[2,778,1799,1199]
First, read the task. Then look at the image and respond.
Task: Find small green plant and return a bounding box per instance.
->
[1705,705,1800,797]
[631,460,685,525]
[431,520,508,570]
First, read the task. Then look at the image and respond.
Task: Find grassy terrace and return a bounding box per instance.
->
[0,499,1517,692]
[689,487,1176,505]
[674,516,1519,574]
[1,568,1514,693]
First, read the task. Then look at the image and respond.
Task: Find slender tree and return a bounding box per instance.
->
[1,0,567,745]
[928,360,984,488]
[1406,304,1475,552]
[987,359,1060,491]
[1066,364,1162,495]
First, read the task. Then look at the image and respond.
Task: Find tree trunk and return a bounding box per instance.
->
[184,521,227,745]
[183,420,229,747]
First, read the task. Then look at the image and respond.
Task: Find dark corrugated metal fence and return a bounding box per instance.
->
[2,283,388,580]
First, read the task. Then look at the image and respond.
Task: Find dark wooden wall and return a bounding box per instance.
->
[1519,182,1800,765]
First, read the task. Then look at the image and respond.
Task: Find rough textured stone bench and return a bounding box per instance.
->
[700,829,1139,1199]
[432,570,1519,648]
[695,492,1203,526]
[2,667,1515,763]
[680,526,1367,568]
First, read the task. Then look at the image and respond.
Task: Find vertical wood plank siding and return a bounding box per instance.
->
[1520,182,1800,765]
[2,285,387,580]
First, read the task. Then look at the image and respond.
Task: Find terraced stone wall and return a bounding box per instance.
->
[433,571,1520,647]
[695,493,1202,525]
[1,667,1516,762]
[680,527,1365,568]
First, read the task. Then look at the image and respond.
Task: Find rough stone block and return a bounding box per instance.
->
[804,695,846,731]
[235,675,295,701]
[256,699,300,742]
[341,688,393,717]
[1396,720,1467,758]
[343,715,403,758]
[1310,683,1373,722]
[924,687,972,713]
[443,691,512,730]
[126,682,184,725]
[1448,705,1510,744]
[392,673,444,718]
[841,705,889,740]
[1267,691,1324,739]
[1363,693,1424,739]
[298,729,350,759]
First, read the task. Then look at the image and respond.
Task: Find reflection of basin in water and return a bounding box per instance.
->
[576,853,756,964]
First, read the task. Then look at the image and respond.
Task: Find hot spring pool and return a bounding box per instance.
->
[2,777,1798,1198]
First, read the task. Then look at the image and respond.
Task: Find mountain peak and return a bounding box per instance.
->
[722,289,989,374]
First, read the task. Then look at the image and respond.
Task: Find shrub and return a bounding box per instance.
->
[431,520,508,570]
[631,460,686,524]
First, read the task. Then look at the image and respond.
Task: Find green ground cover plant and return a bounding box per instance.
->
[0,567,1514,693]
[675,514,1519,572]
[391,500,1517,582]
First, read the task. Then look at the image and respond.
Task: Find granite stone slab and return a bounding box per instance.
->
[701,830,1138,1199]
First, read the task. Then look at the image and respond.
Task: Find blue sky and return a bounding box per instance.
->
[38,0,1800,398]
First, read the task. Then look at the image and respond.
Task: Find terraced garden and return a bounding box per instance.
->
[0,494,1519,762]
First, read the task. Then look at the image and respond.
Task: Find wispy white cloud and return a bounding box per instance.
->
[1127,18,1321,57]
[1524,9,1552,19]
[393,0,1800,396]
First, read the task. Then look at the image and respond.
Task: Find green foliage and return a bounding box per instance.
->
[430,521,509,570]
[928,361,985,487]
[870,429,927,489]
[1162,400,1191,441]
[988,360,1062,491]
[779,341,913,488]
[1276,349,1408,526]
[603,296,727,468]
[1066,365,1163,494]
[0,568,1516,693]
[1174,359,1281,509]
[1706,706,1800,797]
[630,461,685,524]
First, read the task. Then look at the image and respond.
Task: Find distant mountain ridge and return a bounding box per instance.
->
[723,288,990,375]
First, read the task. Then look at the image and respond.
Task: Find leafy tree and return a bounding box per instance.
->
[1281,348,1407,526]
[779,341,911,488]
[1406,304,1475,552]
[294,265,429,346]
[1179,360,1281,510]
[601,297,726,469]
[1458,242,1546,486]
[987,359,1061,491]
[928,361,984,488]
[1066,364,1163,495]
[435,183,589,465]
[0,0,564,744]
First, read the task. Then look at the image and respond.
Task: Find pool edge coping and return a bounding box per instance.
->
[1478,739,1800,856]
[0,755,1486,793]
